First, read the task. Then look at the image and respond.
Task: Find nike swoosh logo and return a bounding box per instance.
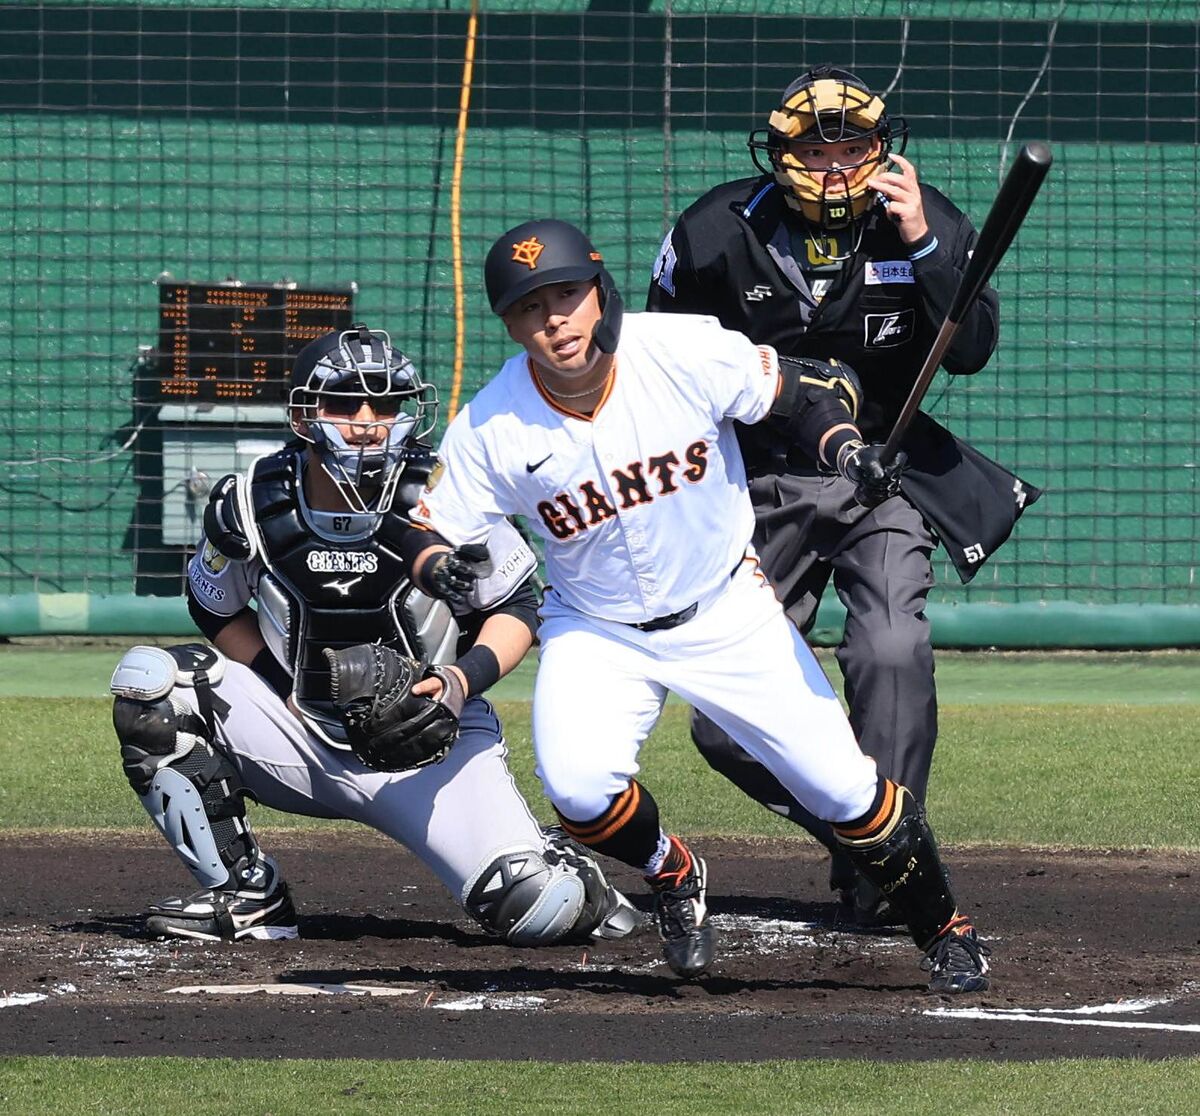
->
[526,454,553,474]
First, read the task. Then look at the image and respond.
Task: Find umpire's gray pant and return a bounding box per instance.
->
[691,470,937,886]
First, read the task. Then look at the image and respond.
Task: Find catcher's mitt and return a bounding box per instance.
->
[324,644,462,771]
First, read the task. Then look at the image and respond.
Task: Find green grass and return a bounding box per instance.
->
[3,696,1198,848]
[3,1056,1200,1116]
[3,650,1199,1108]
[4,644,1200,704]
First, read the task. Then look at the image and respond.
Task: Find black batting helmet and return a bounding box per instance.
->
[484,218,624,353]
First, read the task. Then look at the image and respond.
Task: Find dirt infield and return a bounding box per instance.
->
[2,833,1197,1062]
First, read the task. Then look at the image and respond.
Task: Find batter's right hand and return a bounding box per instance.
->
[839,442,907,508]
[202,474,253,560]
[426,544,493,608]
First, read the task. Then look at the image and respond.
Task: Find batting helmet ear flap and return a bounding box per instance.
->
[593,269,624,355]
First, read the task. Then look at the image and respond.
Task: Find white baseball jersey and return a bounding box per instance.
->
[413,312,781,624]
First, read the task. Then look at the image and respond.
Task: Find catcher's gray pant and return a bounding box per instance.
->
[691,471,937,884]
[169,661,547,903]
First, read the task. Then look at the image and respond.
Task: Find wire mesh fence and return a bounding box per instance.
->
[0,1,1197,620]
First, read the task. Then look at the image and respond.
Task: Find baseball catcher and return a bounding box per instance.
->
[110,323,636,948]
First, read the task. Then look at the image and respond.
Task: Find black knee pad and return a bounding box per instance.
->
[113,693,211,796]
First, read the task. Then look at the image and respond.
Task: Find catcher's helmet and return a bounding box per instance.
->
[484,218,624,353]
[288,324,437,518]
[748,66,908,230]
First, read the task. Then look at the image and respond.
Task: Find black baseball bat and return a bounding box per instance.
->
[880,141,1053,463]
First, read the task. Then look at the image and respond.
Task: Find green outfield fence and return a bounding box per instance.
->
[1,1,1198,645]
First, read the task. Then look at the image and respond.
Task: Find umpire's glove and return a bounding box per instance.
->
[838,441,908,509]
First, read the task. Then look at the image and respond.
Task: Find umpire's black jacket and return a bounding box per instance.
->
[646,174,1038,581]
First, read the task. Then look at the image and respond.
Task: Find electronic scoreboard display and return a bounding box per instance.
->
[154,280,355,406]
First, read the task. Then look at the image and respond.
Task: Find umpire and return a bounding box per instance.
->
[647,64,1039,922]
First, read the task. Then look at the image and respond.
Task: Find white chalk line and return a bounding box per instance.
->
[926,1008,1200,1035]
[434,994,548,1012]
[1,992,48,1009]
[166,982,420,997]
[928,991,1200,1035]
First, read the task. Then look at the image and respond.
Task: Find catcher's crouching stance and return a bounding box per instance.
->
[110,324,636,948]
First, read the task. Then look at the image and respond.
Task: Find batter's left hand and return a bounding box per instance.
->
[868,153,928,245]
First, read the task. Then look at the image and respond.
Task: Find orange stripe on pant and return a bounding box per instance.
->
[558,782,642,845]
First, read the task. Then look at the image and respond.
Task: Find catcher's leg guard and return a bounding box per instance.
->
[832,778,961,950]
[542,826,639,941]
[463,834,637,946]
[111,645,297,942]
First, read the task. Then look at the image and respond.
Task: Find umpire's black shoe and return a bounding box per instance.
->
[146,856,299,943]
[922,918,991,994]
[649,839,716,978]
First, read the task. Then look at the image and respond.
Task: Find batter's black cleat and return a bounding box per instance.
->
[145,856,299,943]
[922,918,991,994]
[649,840,716,978]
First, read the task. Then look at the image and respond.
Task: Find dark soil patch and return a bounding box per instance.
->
[2,834,1197,1061]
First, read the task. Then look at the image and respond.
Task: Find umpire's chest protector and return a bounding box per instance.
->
[680,178,936,426]
[247,452,455,711]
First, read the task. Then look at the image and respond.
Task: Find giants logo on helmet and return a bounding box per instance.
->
[537,440,710,541]
[306,551,380,574]
[511,237,546,269]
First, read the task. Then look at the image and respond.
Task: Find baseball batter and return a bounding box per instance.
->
[410,219,990,991]
[109,325,635,948]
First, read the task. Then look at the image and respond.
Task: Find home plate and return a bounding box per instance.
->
[167,982,420,997]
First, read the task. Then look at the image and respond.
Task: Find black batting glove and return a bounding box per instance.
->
[426,544,493,609]
[838,442,908,509]
[202,474,253,560]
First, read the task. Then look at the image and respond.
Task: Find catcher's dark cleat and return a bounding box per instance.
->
[922,918,991,994]
[649,841,716,978]
[145,856,299,943]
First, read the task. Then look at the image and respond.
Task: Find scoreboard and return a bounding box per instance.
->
[146,276,356,549]
[154,279,356,406]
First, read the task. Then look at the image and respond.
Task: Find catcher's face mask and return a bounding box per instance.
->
[288,325,437,519]
[748,67,908,231]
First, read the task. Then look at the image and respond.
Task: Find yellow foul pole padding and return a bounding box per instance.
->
[447,0,480,422]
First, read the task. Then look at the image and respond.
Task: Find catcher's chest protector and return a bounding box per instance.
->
[247,452,458,733]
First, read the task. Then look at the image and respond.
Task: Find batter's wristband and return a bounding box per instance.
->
[453,645,501,698]
[250,647,293,700]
